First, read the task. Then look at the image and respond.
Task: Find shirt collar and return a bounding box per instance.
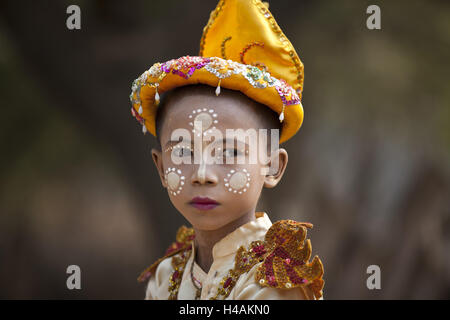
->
[209,211,272,259]
[187,212,272,280]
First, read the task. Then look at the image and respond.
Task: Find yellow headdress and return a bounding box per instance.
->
[130,0,305,143]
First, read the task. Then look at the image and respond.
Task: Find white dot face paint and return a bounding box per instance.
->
[165,167,185,196]
[188,108,218,137]
[167,172,179,189]
[229,172,247,189]
[224,168,251,194]
[195,112,212,130]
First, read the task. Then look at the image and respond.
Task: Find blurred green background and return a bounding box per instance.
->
[0,0,449,299]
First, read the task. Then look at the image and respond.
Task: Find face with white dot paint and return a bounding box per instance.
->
[225,168,251,194]
[164,167,185,196]
[188,108,219,138]
[151,85,288,232]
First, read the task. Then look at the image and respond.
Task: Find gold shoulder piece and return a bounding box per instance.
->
[137,225,195,283]
[255,220,324,299]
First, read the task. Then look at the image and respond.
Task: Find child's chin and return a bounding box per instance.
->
[186,211,230,230]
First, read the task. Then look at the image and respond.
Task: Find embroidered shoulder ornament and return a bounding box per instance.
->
[254,220,324,299]
[210,219,324,300]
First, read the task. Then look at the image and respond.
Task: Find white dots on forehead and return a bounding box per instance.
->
[224,168,251,194]
[164,167,185,196]
[188,108,218,137]
[195,112,212,130]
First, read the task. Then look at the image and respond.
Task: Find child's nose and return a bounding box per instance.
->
[191,162,219,186]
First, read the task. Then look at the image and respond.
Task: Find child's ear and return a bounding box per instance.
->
[263,148,288,188]
[151,148,167,188]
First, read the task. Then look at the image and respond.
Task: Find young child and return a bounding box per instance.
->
[129,0,324,300]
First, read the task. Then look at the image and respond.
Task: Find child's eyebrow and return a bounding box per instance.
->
[164,139,192,149]
[222,138,249,148]
[164,138,249,150]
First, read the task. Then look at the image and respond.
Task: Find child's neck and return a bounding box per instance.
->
[193,210,256,274]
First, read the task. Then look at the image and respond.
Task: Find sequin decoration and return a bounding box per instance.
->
[210,219,324,300]
[243,65,276,89]
[221,36,232,60]
[204,57,246,80]
[129,55,300,132]
[168,247,192,300]
[161,56,211,79]
[209,240,267,300]
[254,220,325,299]
[239,41,266,69]
[275,79,300,106]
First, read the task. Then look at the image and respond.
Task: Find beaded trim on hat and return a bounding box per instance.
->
[129,56,301,134]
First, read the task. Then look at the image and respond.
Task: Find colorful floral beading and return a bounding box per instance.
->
[168,247,192,300]
[129,55,301,133]
[254,220,324,299]
[209,240,267,299]
[161,56,211,79]
[209,220,324,300]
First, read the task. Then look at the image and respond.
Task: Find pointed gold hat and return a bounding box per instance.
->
[130,0,305,143]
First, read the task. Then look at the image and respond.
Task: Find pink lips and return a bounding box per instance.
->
[189,197,220,211]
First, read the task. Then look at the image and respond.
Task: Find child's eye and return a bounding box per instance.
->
[223,148,242,158]
[173,147,192,158]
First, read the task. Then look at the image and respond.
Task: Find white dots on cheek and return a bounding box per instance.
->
[167,172,179,189]
[224,168,251,194]
[164,167,185,196]
[230,172,246,189]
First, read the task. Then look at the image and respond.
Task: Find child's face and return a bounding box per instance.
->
[151,88,288,231]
